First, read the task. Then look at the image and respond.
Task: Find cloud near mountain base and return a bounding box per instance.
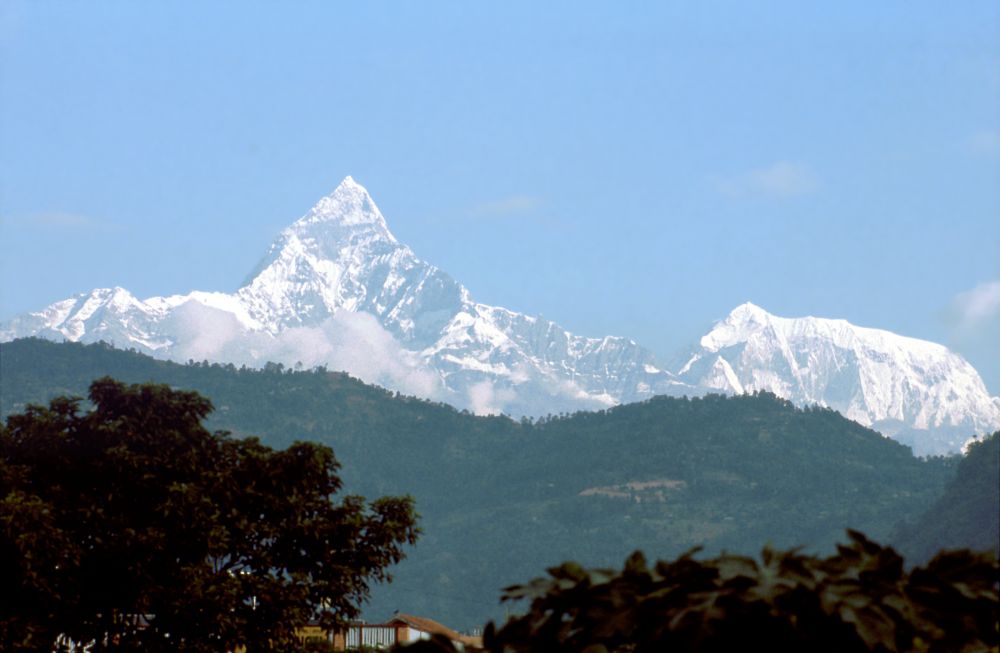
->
[155,301,612,418]
[164,300,446,400]
[466,380,518,416]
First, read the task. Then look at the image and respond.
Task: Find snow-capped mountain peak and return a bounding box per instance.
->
[729,301,770,321]
[679,302,1000,454]
[294,176,397,238]
[241,177,399,285]
[700,301,773,350]
[234,178,440,334]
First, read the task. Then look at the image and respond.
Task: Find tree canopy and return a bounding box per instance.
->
[482,531,999,653]
[0,377,419,652]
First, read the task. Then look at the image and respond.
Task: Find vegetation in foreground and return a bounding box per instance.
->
[0,379,418,652]
[1,372,997,652]
[479,533,998,653]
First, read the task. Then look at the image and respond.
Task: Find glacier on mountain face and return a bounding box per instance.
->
[3,177,998,455]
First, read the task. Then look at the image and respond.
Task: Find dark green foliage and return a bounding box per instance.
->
[0,339,961,630]
[484,532,999,653]
[894,432,1000,563]
[0,377,418,653]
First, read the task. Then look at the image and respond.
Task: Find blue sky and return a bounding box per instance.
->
[2,2,999,389]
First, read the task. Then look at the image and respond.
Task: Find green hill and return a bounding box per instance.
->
[0,338,963,629]
[894,431,999,563]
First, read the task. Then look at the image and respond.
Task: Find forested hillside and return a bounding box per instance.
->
[1,338,975,629]
[894,431,999,562]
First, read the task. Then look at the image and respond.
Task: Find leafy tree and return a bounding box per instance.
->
[0,378,419,653]
[483,531,999,653]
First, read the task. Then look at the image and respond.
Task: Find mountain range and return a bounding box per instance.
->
[3,177,998,454]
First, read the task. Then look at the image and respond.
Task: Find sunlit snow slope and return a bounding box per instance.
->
[676,302,1000,454]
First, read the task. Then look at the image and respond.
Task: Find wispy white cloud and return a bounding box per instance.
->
[468,195,542,218]
[2,211,106,230]
[30,212,101,228]
[943,280,1000,393]
[949,280,1000,328]
[968,130,1000,155]
[466,379,517,415]
[715,161,819,198]
[164,301,447,400]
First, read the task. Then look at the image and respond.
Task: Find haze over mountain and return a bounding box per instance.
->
[3,178,997,454]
